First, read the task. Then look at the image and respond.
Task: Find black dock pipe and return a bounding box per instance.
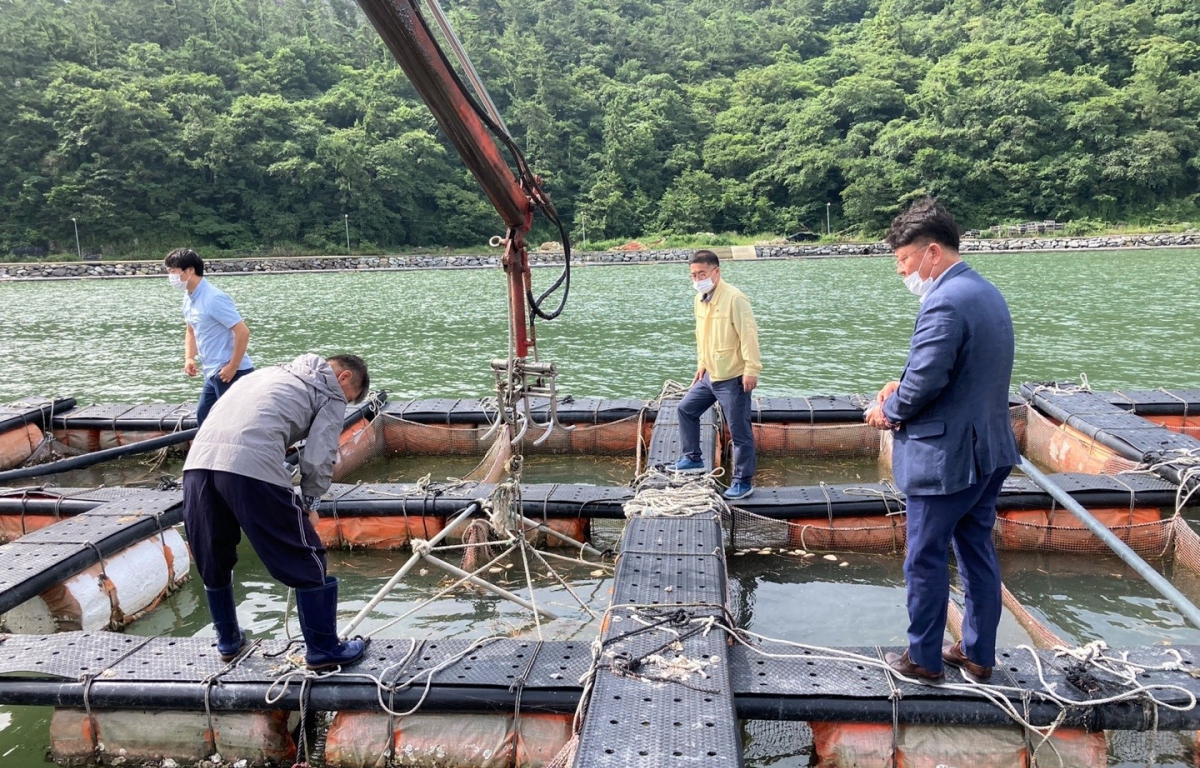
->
[0,681,1191,731]
[0,429,198,484]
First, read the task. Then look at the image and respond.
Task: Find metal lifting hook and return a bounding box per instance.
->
[489,358,574,447]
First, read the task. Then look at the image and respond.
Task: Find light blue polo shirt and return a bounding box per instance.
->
[182,278,253,378]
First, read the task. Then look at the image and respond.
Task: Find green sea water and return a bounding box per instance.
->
[0,249,1199,766]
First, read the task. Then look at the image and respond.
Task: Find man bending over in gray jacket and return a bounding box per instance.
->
[182,352,370,669]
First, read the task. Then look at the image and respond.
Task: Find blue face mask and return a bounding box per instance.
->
[693,277,714,294]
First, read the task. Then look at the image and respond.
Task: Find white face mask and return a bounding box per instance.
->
[168,272,187,290]
[693,277,714,294]
[901,249,933,299]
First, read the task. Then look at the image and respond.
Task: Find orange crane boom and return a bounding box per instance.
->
[355,0,566,358]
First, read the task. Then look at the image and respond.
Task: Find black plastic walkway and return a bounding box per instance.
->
[0,490,181,614]
[0,632,1195,732]
[0,472,1182,521]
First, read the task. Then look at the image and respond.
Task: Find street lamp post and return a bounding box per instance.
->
[71,217,82,260]
[344,214,350,253]
[826,202,831,236]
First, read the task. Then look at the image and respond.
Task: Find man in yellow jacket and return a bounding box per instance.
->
[674,250,762,499]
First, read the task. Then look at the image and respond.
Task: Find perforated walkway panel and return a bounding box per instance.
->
[3,471,1183,524]
[1104,388,1200,415]
[1021,382,1200,485]
[575,509,743,768]
[0,490,181,614]
[0,396,76,433]
[646,401,718,472]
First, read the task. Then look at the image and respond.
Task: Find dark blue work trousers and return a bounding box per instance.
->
[903,465,1012,672]
[183,468,327,590]
[678,373,756,484]
[195,368,253,426]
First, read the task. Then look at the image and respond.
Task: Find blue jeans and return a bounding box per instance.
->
[678,373,756,484]
[903,466,1012,671]
[195,368,253,426]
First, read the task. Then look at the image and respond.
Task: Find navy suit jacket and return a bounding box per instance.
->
[882,261,1020,496]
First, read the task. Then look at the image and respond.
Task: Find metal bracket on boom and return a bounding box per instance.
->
[484,358,574,447]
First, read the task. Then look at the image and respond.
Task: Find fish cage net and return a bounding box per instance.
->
[740,721,1200,768]
[378,412,647,456]
[743,719,813,764]
[750,421,881,458]
[723,504,1200,567]
[1023,406,1140,475]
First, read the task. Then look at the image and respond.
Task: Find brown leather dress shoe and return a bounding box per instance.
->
[942,641,993,681]
[884,649,944,682]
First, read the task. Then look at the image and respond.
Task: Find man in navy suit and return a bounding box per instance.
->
[865,198,1020,683]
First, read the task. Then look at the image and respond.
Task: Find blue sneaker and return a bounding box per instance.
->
[673,456,705,472]
[723,482,754,500]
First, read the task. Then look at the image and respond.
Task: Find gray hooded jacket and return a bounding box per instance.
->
[184,353,346,499]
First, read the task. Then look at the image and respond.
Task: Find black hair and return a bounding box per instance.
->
[689,250,720,268]
[884,198,962,251]
[328,354,370,402]
[164,248,205,276]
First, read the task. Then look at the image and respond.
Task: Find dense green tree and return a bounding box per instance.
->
[0,0,1198,257]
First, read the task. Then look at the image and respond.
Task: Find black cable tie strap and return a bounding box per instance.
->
[327,489,345,549]
[80,673,101,760]
[543,484,558,526]
[294,675,313,768]
[80,540,111,585]
[876,645,902,768]
[78,631,156,758]
[202,676,219,757]
[264,639,307,659]
[19,490,29,536]
[820,482,834,527]
[508,639,544,767]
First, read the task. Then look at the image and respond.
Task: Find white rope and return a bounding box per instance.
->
[1121,448,1200,514]
[485,479,522,535]
[711,621,1196,743]
[1031,375,1093,397]
[843,482,907,516]
[624,468,730,519]
[265,637,503,718]
[650,379,691,408]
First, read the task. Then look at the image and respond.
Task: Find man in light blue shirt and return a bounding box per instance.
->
[164,249,254,425]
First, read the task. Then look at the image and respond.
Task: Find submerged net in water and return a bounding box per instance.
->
[751,421,881,458]
[1023,406,1140,475]
[724,502,1200,561]
[379,411,646,456]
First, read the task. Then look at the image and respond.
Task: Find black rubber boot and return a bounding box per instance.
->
[204,584,246,662]
[295,576,366,670]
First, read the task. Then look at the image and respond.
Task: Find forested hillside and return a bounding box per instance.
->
[0,0,1197,256]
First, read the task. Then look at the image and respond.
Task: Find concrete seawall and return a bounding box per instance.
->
[2,233,1197,281]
